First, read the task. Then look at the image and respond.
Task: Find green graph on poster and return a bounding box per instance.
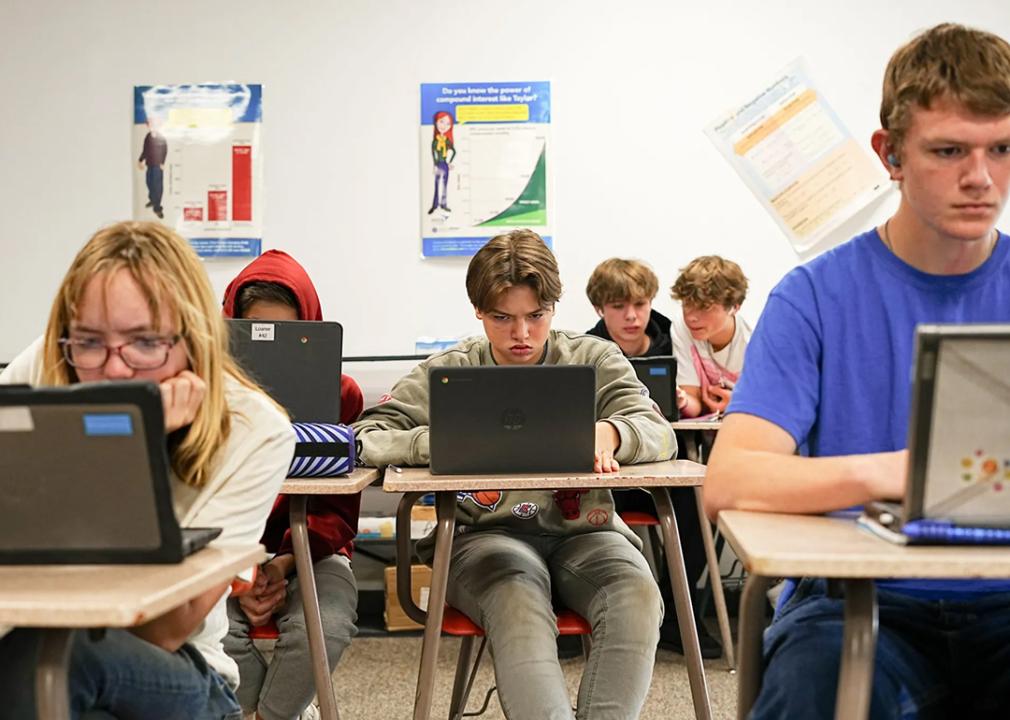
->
[478,146,547,227]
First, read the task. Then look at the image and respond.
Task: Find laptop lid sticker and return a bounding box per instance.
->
[251,323,275,341]
[83,413,134,437]
[0,407,34,432]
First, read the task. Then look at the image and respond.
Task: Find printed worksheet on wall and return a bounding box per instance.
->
[132,83,264,258]
[705,59,890,253]
[419,81,552,258]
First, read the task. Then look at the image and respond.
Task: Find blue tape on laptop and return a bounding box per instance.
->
[860,324,1010,545]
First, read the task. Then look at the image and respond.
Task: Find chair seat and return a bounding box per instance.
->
[249,618,280,640]
[442,606,591,637]
[620,510,660,526]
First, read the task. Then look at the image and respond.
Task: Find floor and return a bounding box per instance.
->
[328,628,738,719]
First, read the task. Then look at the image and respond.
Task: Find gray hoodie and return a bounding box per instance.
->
[353,330,677,555]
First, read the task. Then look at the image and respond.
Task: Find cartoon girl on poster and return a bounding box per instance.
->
[429,111,456,213]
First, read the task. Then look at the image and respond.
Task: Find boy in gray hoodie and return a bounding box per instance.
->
[354,229,676,719]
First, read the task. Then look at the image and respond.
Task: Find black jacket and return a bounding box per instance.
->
[586,309,674,357]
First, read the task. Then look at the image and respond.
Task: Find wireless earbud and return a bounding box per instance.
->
[887,153,901,167]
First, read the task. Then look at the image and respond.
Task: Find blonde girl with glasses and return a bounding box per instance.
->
[0,221,295,720]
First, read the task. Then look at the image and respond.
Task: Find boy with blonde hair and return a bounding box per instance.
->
[585,258,674,357]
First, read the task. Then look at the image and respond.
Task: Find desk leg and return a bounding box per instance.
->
[290,495,340,720]
[693,487,735,671]
[35,628,73,720]
[835,579,877,720]
[736,574,771,720]
[650,487,712,720]
[413,491,457,720]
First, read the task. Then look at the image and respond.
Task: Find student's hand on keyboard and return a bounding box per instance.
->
[594,421,621,474]
[864,449,909,502]
[160,370,207,433]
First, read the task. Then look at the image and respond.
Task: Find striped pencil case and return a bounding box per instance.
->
[288,422,356,477]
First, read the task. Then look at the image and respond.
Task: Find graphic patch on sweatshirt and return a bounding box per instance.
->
[457,490,503,512]
[587,508,609,526]
[511,501,539,519]
[553,489,588,520]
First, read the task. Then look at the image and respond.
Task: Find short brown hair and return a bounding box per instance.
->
[585,258,659,307]
[466,229,562,312]
[881,23,1010,153]
[671,256,748,310]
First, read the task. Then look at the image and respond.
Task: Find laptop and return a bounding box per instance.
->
[229,319,342,423]
[629,355,679,421]
[861,323,1010,544]
[428,365,596,474]
[0,382,220,564]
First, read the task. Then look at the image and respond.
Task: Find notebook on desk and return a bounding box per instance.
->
[0,382,220,564]
[428,365,596,474]
[229,319,342,423]
[860,323,1010,545]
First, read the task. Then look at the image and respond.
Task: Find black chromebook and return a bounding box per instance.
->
[428,365,596,474]
[0,382,220,564]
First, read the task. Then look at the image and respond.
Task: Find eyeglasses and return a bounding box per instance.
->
[58,335,181,371]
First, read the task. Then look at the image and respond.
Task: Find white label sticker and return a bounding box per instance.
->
[0,407,34,432]
[251,323,275,341]
[419,586,430,612]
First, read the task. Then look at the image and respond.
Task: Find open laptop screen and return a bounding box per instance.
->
[907,324,1010,526]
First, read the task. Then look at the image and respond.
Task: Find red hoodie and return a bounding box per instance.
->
[223,249,363,560]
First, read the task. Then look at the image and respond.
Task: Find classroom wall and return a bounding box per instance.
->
[2,0,1009,361]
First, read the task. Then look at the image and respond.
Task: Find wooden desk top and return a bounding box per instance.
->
[381,459,705,492]
[0,544,265,628]
[718,510,1010,578]
[671,419,723,431]
[281,467,380,495]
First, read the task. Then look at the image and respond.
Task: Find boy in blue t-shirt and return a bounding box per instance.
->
[706,23,1010,718]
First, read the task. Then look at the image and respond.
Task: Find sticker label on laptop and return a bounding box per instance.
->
[0,407,34,432]
[649,367,668,376]
[457,491,502,512]
[512,501,539,519]
[251,323,275,341]
[83,413,134,436]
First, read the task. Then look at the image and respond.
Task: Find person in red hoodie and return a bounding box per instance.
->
[221,250,362,720]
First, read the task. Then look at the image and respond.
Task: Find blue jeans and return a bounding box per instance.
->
[0,628,241,720]
[751,578,1010,719]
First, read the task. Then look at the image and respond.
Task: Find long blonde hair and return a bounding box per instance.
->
[41,221,265,488]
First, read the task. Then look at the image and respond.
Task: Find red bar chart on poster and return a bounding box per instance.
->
[132,84,264,258]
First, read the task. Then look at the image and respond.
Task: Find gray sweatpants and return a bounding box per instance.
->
[446,529,663,720]
[224,554,358,720]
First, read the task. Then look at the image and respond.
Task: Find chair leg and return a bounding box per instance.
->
[694,487,736,671]
[452,638,489,720]
[449,636,475,719]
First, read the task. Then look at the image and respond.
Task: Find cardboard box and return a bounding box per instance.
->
[384,564,431,632]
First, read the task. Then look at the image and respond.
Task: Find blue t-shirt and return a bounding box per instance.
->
[728,227,1010,597]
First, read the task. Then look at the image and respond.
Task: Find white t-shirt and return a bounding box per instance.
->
[671,312,753,392]
[0,337,295,688]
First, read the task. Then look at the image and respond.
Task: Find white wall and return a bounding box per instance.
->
[2,0,1009,361]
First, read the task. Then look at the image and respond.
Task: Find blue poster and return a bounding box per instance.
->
[419,81,552,257]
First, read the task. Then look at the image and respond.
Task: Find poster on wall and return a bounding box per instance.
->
[705,59,890,253]
[420,81,551,258]
[133,83,264,258]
